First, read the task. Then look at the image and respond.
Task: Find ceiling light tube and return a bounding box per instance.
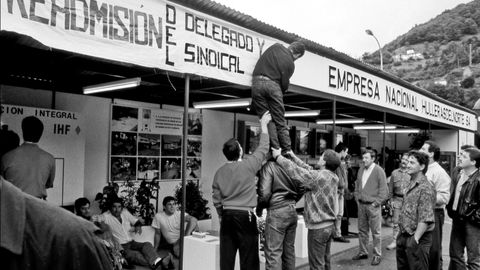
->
[193,98,251,109]
[316,118,365,125]
[381,129,420,133]
[353,125,396,130]
[83,77,141,94]
[285,110,320,117]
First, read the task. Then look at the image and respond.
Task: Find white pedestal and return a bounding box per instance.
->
[184,235,239,270]
[295,218,308,258]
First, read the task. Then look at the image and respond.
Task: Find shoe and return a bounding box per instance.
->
[371,256,381,265]
[386,242,396,250]
[352,254,368,260]
[122,261,135,269]
[152,255,170,270]
[333,236,350,243]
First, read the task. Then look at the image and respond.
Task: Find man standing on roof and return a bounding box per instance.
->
[251,41,305,154]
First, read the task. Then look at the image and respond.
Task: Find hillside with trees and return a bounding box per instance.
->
[362,0,480,109]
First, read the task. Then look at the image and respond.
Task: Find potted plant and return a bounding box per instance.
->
[119,179,159,225]
[174,180,211,220]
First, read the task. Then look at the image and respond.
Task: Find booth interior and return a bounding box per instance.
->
[1,31,465,220]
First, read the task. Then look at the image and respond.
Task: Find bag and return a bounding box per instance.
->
[381,200,393,218]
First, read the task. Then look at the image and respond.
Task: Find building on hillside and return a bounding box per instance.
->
[393,49,425,62]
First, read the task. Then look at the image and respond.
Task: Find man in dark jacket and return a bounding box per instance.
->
[251,41,305,153]
[447,148,480,269]
[257,156,304,269]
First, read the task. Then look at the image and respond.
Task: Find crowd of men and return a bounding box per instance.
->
[3,41,480,270]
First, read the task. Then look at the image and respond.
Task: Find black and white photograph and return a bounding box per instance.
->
[186,158,201,179]
[188,112,202,135]
[137,157,159,180]
[161,158,181,180]
[187,136,202,157]
[295,129,310,156]
[246,125,261,155]
[161,135,182,156]
[111,132,137,156]
[5,0,480,268]
[111,157,136,181]
[139,108,152,133]
[111,105,138,132]
[138,133,160,156]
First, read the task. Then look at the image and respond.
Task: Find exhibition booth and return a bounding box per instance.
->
[1,0,478,268]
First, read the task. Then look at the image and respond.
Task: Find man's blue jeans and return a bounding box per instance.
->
[449,219,480,270]
[264,204,298,270]
[308,224,335,270]
[251,76,291,151]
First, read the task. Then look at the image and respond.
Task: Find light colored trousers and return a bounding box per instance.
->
[357,202,382,256]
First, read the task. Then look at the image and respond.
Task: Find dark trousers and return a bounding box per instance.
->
[122,240,159,267]
[429,209,445,270]
[308,225,335,270]
[397,231,433,270]
[220,210,259,270]
[449,219,480,270]
[251,76,291,151]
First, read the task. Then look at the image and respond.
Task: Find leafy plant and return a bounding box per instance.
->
[120,179,159,225]
[409,130,432,150]
[175,180,211,220]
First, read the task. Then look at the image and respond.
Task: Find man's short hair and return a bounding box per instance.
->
[363,149,376,159]
[222,138,241,161]
[408,150,430,174]
[424,140,440,161]
[110,196,123,208]
[465,148,480,168]
[461,144,477,150]
[323,149,341,172]
[74,197,90,214]
[163,196,176,207]
[21,116,44,142]
[334,142,347,153]
[288,41,306,58]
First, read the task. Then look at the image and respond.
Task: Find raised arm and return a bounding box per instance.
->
[245,111,272,171]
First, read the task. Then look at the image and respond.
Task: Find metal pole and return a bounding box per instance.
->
[382,112,386,167]
[372,35,383,71]
[333,98,337,147]
[179,74,190,270]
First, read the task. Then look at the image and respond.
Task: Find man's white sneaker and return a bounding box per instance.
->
[386,242,396,250]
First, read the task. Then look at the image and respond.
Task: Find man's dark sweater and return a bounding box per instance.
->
[252,43,295,92]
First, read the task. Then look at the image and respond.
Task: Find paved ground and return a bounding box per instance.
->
[293,217,453,270]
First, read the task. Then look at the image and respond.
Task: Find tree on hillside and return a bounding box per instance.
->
[463,18,479,35]
[428,84,465,106]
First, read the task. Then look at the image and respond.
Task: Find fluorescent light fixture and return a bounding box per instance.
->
[193,98,251,109]
[381,129,420,133]
[285,110,320,117]
[83,78,141,94]
[353,124,396,130]
[316,118,365,125]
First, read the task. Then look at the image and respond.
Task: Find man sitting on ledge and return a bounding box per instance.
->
[152,196,198,257]
[102,197,169,270]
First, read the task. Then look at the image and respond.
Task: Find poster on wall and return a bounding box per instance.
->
[187,137,202,157]
[0,104,85,206]
[161,158,182,180]
[186,158,201,179]
[110,105,201,182]
[188,113,203,135]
